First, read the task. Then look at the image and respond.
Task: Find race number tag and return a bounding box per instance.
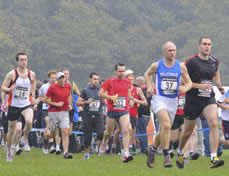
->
[89,100,101,112]
[198,80,212,97]
[178,96,185,109]
[161,77,178,95]
[113,96,126,110]
[14,87,29,100]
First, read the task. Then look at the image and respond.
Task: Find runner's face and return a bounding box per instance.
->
[164,45,176,61]
[49,74,57,84]
[63,70,70,82]
[199,38,211,56]
[127,74,134,84]
[58,76,65,86]
[90,75,100,87]
[116,66,126,79]
[17,55,28,68]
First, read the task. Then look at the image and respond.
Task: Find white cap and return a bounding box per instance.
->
[57,72,65,79]
[125,69,134,76]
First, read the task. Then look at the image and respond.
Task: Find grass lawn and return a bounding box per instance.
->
[0,148,229,176]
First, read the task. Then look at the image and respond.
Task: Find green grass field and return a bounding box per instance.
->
[0,148,229,176]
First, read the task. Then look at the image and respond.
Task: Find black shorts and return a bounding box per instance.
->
[130,116,137,129]
[69,109,74,123]
[8,105,33,121]
[222,120,229,140]
[171,115,184,130]
[107,111,129,120]
[17,115,26,130]
[1,112,8,134]
[184,96,216,120]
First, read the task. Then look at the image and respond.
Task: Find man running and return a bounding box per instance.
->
[38,70,57,154]
[176,37,225,169]
[77,72,104,159]
[44,72,73,159]
[144,41,192,168]
[1,52,36,162]
[125,70,148,155]
[99,63,133,163]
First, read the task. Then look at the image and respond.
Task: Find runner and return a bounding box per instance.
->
[77,72,104,159]
[99,63,133,163]
[125,70,147,155]
[38,70,57,154]
[43,72,73,159]
[176,37,224,168]
[144,41,192,168]
[1,52,36,162]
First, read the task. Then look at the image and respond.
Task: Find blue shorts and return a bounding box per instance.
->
[222,120,229,140]
[107,111,129,120]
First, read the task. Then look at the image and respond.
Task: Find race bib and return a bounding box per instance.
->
[14,87,29,100]
[89,100,101,112]
[178,96,185,109]
[198,80,212,97]
[102,105,107,115]
[113,96,126,110]
[161,77,178,95]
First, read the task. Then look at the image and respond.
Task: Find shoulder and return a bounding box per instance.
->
[136,87,142,93]
[209,56,219,64]
[28,69,36,79]
[185,54,198,65]
[7,69,16,79]
[151,61,159,71]
[65,83,71,88]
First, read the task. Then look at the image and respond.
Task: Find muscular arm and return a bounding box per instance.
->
[214,71,222,87]
[30,71,36,97]
[135,87,148,106]
[144,62,158,95]
[98,88,114,100]
[1,91,7,106]
[1,71,15,93]
[179,63,192,93]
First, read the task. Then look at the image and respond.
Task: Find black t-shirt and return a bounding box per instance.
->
[185,54,219,97]
[80,85,102,114]
[138,87,152,117]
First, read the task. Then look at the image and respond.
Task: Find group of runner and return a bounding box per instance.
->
[0,36,227,169]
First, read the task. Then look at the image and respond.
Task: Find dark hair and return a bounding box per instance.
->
[89,72,99,78]
[16,52,27,61]
[114,63,125,71]
[48,70,57,78]
[199,37,210,45]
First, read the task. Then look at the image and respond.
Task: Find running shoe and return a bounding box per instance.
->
[210,157,224,168]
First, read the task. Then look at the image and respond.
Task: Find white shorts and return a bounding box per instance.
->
[48,111,70,131]
[152,95,178,122]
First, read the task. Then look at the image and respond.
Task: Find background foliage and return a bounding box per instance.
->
[1,0,229,87]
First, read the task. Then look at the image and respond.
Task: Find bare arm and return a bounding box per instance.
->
[43,96,63,107]
[1,91,7,106]
[217,102,229,110]
[179,63,192,93]
[224,97,229,104]
[134,87,148,106]
[30,71,36,97]
[72,81,80,96]
[144,62,158,95]
[213,70,224,94]
[98,88,115,101]
[1,71,15,93]
[76,96,93,106]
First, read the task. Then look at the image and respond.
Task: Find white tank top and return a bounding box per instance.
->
[8,69,31,108]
